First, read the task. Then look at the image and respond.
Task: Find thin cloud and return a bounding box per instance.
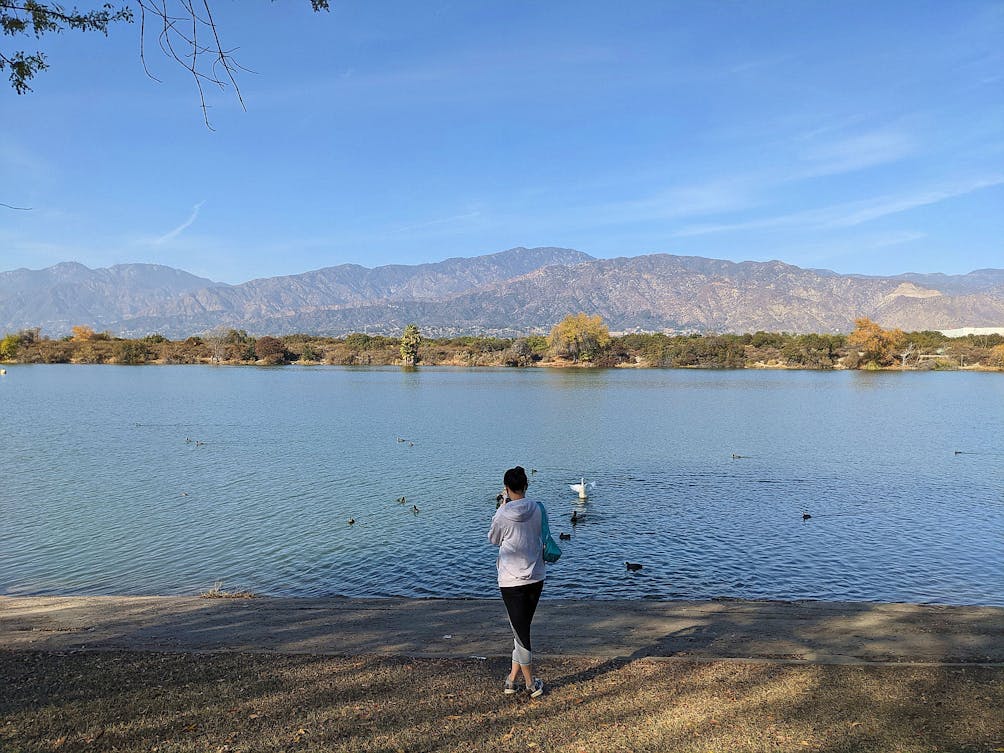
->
[391,210,481,234]
[796,129,917,178]
[866,231,927,248]
[154,201,206,245]
[675,175,1004,237]
[585,179,761,229]
[825,175,1004,227]
[578,125,919,233]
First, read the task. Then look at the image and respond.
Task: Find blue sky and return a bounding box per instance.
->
[2,0,1001,284]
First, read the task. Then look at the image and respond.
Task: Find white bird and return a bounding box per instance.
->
[569,477,591,500]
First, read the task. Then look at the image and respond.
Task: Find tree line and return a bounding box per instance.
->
[2,316,1003,370]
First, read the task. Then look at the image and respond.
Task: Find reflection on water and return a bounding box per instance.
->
[1,365,1002,606]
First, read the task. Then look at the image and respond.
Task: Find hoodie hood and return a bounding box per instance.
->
[497,496,537,523]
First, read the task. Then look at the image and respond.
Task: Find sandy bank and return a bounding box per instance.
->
[2,596,1001,665]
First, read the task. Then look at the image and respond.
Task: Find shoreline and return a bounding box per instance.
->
[3,360,1002,372]
[3,595,1002,665]
[5,596,1002,752]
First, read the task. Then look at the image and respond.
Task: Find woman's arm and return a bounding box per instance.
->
[488,511,505,546]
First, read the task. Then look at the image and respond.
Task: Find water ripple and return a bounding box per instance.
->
[1,365,1002,605]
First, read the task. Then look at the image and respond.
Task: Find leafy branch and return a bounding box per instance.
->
[1,1,330,127]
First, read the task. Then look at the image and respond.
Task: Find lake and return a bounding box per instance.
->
[1,365,1002,606]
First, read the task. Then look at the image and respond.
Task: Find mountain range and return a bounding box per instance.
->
[2,247,1003,338]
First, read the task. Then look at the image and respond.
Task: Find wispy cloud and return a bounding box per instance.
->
[675,174,1004,237]
[865,231,927,248]
[580,178,761,230]
[824,175,1004,227]
[795,128,917,178]
[391,210,482,234]
[574,121,923,234]
[154,201,206,245]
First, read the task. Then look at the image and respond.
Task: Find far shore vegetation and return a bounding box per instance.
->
[2,316,1003,371]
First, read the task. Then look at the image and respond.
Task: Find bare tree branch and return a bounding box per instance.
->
[2,1,330,125]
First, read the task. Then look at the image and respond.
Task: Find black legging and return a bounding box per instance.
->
[500,580,544,665]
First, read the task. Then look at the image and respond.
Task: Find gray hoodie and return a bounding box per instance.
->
[488,496,546,588]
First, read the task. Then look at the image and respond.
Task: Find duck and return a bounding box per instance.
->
[396,496,407,504]
[348,518,355,525]
[570,510,583,524]
[411,505,420,514]
[558,532,571,541]
[802,513,812,520]
[625,562,643,571]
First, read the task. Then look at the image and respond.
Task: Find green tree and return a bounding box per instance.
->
[1,2,131,94]
[548,313,611,362]
[400,324,422,366]
[904,330,949,352]
[344,333,373,350]
[224,329,252,345]
[115,340,150,364]
[781,333,843,369]
[750,331,786,349]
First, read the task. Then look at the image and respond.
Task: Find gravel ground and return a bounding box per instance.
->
[2,650,1001,753]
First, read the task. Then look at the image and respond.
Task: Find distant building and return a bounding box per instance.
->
[938,327,1004,337]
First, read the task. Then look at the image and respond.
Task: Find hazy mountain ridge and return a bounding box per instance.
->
[2,249,1002,338]
[141,246,593,323]
[0,262,224,334]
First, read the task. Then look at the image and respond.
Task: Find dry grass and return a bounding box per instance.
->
[1,651,1001,753]
[198,582,258,599]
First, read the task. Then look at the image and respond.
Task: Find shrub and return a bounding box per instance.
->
[254,336,287,363]
[116,341,150,364]
[0,333,22,360]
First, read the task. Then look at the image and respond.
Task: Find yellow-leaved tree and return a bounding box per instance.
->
[71,325,96,341]
[846,317,904,367]
[548,313,611,363]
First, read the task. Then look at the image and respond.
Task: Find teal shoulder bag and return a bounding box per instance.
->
[537,502,562,563]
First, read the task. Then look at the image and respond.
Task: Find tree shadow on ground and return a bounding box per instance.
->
[1,650,1001,753]
[1,597,1002,751]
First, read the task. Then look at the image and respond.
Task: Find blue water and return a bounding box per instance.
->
[1,365,1002,605]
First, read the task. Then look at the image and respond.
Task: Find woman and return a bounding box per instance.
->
[487,465,546,698]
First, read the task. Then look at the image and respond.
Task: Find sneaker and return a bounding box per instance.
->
[529,677,544,698]
[503,678,521,695]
